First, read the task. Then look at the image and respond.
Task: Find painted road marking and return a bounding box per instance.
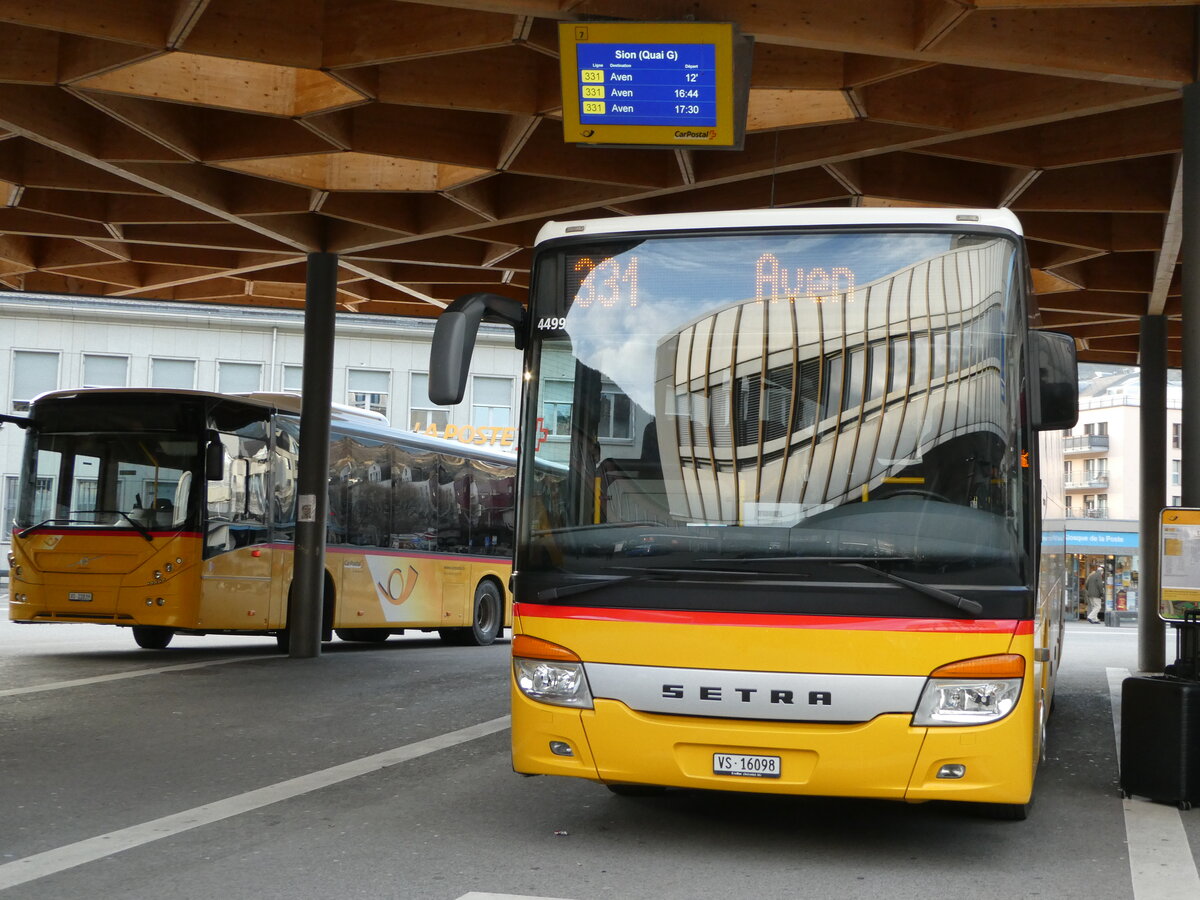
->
[0,655,269,698]
[0,715,511,892]
[459,895,578,900]
[1107,667,1200,900]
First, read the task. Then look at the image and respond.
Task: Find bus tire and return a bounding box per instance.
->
[977,799,1032,821]
[439,580,502,646]
[336,628,391,643]
[606,784,667,797]
[132,626,174,649]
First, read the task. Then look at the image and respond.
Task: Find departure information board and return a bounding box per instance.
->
[559,22,751,149]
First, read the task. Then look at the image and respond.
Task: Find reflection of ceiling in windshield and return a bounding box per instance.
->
[563,233,956,412]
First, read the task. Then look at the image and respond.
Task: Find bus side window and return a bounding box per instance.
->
[391,447,436,551]
[344,433,390,548]
[205,430,269,556]
[272,421,299,541]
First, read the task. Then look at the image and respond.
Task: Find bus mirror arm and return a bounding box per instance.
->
[0,413,31,428]
[429,292,527,406]
[205,432,224,481]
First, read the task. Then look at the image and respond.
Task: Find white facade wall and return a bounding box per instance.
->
[1,293,524,561]
[1063,388,1182,522]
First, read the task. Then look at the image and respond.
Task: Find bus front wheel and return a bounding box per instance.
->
[132,626,174,649]
[439,581,502,646]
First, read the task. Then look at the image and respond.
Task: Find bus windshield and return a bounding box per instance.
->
[521,228,1032,615]
[17,401,201,533]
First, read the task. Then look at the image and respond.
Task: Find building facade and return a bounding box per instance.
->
[1056,369,1183,618]
[2,293,524,569]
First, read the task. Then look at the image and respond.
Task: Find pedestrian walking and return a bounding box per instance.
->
[1085,564,1105,623]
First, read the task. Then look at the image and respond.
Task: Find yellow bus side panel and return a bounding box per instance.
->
[198,545,273,629]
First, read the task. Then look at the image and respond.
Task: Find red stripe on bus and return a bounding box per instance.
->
[514,602,1032,634]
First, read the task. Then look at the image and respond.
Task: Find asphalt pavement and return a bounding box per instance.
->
[1,597,1197,900]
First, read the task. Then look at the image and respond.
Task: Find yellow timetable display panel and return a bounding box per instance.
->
[1160,508,1200,620]
[558,21,751,149]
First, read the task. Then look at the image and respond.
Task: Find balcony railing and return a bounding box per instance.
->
[1064,435,1110,454]
[1064,476,1109,490]
[1066,508,1110,519]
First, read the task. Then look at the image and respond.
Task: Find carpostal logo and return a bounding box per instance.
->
[674,128,718,141]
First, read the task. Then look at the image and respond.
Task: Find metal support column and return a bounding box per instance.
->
[1183,82,1200,510]
[1138,315,1167,672]
[290,251,338,658]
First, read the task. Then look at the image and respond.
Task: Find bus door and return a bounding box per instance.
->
[268,419,300,627]
[437,455,475,626]
[200,421,273,629]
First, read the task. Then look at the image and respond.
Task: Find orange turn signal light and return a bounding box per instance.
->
[930,653,1025,679]
[512,634,581,662]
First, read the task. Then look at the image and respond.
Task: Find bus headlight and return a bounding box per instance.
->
[512,634,593,709]
[912,654,1024,726]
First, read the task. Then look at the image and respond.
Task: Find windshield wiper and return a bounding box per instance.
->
[535,566,813,602]
[18,512,155,543]
[838,562,982,617]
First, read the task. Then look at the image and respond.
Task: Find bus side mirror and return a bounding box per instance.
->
[1031,330,1078,431]
[429,292,526,406]
[206,433,225,481]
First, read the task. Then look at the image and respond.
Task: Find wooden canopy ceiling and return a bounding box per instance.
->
[0,0,1195,366]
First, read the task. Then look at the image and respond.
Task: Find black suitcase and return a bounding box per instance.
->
[1120,675,1200,809]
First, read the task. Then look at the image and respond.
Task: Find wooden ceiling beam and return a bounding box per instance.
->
[176,0,324,68]
[505,121,681,189]
[0,231,36,266]
[587,1,1192,85]
[0,22,59,84]
[314,102,507,171]
[0,207,114,239]
[0,0,173,48]
[1038,290,1155,317]
[57,35,163,83]
[1013,157,1175,213]
[322,1,516,68]
[375,46,560,115]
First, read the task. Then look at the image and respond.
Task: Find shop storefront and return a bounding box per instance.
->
[1062,525,1139,622]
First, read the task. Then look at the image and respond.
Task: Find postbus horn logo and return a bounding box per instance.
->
[378,565,419,606]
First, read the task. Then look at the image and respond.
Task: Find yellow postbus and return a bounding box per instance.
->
[431,209,1078,818]
[6,389,514,651]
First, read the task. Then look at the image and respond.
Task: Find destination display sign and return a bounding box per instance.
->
[559,22,751,149]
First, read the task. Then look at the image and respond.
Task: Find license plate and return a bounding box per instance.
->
[67,592,93,602]
[713,752,781,778]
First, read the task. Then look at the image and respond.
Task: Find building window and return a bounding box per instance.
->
[82,354,128,388]
[1084,421,1108,436]
[1173,459,1182,486]
[409,373,447,429]
[218,361,262,394]
[472,376,513,427]
[543,380,574,437]
[1173,495,1182,507]
[151,357,196,389]
[1173,423,1182,450]
[599,386,633,440]
[1065,495,1073,515]
[281,364,303,393]
[347,369,389,417]
[11,350,59,411]
[1063,461,1072,482]
[7,474,52,526]
[3,475,16,538]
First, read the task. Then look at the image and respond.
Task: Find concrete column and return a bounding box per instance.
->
[1138,315,1167,672]
[1183,83,1200,510]
[290,252,338,658]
